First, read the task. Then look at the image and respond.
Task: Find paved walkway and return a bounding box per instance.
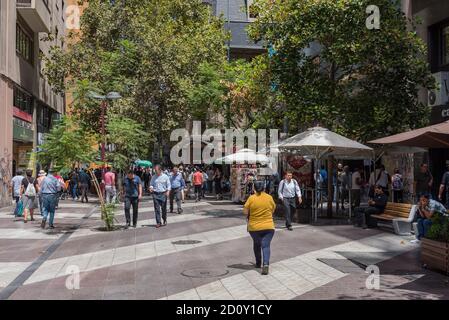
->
[0,196,447,300]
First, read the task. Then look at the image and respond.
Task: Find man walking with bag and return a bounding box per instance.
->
[10,170,23,217]
[278,171,302,231]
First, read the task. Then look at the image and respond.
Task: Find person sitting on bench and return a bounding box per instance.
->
[354,185,387,229]
[413,194,447,243]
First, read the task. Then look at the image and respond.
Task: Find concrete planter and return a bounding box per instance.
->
[421,238,449,275]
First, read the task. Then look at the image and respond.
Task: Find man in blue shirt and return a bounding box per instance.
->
[169,166,185,214]
[40,168,62,229]
[123,169,143,229]
[150,165,171,228]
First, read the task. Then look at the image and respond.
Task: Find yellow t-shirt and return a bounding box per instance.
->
[244,192,276,232]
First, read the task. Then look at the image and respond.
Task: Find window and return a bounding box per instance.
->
[40,105,51,129]
[443,25,449,66]
[429,20,449,72]
[247,0,258,21]
[16,23,34,64]
[13,86,33,115]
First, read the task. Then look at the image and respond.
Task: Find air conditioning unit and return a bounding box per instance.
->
[428,72,449,107]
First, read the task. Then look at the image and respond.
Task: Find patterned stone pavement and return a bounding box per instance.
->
[0,195,447,300]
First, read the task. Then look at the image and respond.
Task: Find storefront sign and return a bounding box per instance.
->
[13,107,32,123]
[13,117,34,143]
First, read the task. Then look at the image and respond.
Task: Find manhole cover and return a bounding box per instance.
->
[182,268,229,278]
[172,240,202,245]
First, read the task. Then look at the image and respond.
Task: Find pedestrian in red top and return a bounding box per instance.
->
[192,168,204,202]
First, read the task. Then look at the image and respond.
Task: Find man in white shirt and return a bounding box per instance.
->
[278,171,302,231]
[11,170,24,216]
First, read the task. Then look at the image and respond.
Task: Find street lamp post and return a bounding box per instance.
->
[89,91,122,196]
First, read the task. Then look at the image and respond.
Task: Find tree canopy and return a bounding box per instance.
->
[43,0,228,144]
[249,0,434,141]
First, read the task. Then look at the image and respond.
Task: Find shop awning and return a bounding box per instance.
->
[368,120,449,148]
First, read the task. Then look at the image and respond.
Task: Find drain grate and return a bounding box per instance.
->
[182,268,230,278]
[172,240,202,245]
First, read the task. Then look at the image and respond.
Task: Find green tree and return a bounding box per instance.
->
[249,0,434,141]
[35,116,98,171]
[106,114,152,171]
[43,0,228,160]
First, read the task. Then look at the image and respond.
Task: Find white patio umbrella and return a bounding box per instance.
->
[214,148,271,165]
[278,127,375,222]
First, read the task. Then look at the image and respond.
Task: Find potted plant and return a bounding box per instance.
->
[421,213,449,275]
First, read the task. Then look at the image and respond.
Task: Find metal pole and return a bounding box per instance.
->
[100,100,107,197]
[227,0,231,62]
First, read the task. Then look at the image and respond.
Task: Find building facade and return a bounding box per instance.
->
[402,0,449,125]
[402,0,449,196]
[204,0,264,60]
[0,0,67,207]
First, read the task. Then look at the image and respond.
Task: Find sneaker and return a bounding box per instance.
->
[163,220,167,226]
[411,239,421,244]
[287,226,293,231]
[262,265,269,275]
[41,220,46,229]
[255,263,261,269]
[133,224,137,229]
[178,208,183,214]
[156,223,161,229]
[49,225,55,229]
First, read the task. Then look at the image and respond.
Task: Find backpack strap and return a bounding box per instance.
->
[280,180,285,195]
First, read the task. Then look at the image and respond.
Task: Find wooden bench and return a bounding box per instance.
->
[371,202,417,235]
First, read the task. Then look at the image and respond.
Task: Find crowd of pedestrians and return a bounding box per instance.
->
[8,160,449,276]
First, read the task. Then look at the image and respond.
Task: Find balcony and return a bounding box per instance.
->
[16,0,51,33]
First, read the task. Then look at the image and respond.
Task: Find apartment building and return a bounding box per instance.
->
[204,0,264,60]
[402,0,449,125]
[0,0,67,207]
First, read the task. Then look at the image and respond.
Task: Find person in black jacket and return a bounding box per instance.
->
[354,185,387,229]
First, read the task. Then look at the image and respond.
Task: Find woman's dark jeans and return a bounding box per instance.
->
[249,229,275,266]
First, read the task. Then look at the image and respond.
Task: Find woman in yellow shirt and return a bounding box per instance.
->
[243,181,276,275]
